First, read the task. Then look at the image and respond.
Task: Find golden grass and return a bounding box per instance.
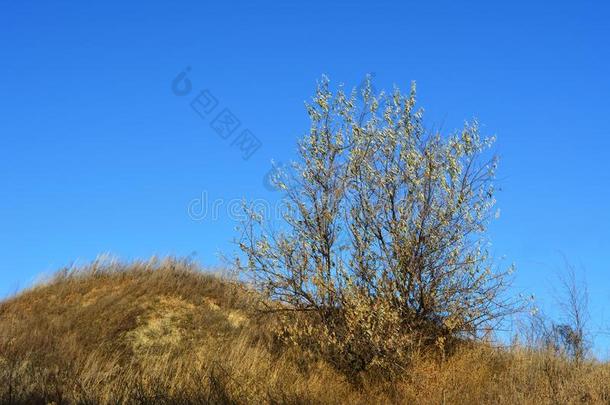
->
[0,258,608,404]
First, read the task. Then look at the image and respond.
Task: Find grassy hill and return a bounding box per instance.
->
[0,258,608,404]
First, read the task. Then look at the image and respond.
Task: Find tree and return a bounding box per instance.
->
[521,260,590,364]
[236,76,515,375]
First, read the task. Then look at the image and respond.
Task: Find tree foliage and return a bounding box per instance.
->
[236,76,515,375]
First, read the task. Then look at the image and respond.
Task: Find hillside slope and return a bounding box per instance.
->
[0,258,609,404]
[0,258,360,404]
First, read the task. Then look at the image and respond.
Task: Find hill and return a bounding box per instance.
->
[0,258,608,404]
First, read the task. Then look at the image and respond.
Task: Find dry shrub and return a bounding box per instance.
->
[237,76,516,376]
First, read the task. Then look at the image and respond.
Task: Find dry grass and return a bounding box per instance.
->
[0,258,608,404]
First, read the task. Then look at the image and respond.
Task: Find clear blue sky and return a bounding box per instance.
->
[1,1,608,352]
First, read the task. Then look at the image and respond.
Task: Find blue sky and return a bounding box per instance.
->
[1,1,609,352]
